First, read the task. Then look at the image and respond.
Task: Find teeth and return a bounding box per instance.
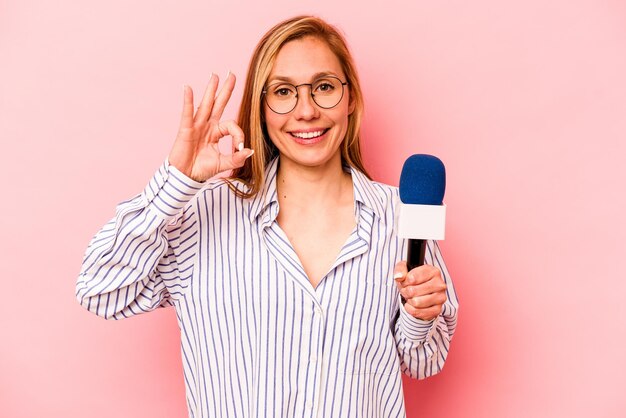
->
[291,130,325,139]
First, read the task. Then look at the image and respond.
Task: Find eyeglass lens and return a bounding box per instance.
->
[264,76,345,114]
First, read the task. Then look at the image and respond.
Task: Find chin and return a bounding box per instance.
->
[282,147,342,169]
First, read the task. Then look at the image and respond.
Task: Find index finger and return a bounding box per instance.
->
[405,264,441,286]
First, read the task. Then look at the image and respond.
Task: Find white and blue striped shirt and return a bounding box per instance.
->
[76,157,459,418]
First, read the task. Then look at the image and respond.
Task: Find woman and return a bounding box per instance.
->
[77,15,458,418]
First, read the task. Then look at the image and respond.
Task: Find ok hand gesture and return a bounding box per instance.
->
[168,73,253,182]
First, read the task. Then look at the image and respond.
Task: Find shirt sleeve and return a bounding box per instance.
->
[75,160,204,319]
[394,240,459,379]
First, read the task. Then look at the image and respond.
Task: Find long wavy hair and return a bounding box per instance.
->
[229,15,371,198]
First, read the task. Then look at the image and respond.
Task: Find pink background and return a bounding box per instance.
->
[1,0,625,417]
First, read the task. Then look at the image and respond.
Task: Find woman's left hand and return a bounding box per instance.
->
[393,261,447,321]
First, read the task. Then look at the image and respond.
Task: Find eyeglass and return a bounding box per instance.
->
[262,75,348,114]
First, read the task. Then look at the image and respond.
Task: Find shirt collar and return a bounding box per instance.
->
[248,158,280,222]
[247,157,385,222]
[350,164,385,220]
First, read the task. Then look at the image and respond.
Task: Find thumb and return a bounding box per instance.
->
[228,148,254,169]
[393,260,408,285]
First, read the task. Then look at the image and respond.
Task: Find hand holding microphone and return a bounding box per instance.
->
[394,155,448,321]
[394,262,447,321]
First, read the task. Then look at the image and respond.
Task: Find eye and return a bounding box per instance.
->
[320,83,333,91]
[270,84,296,98]
[313,78,338,95]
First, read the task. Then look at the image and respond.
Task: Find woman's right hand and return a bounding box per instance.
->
[168,72,253,182]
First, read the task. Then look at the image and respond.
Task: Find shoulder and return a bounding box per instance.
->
[350,167,400,221]
[369,180,400,221]
[369,180,399,201]
[176,177,249,221]
[193,177,250,206]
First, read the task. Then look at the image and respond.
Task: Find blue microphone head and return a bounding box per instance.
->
[399,154,446,205]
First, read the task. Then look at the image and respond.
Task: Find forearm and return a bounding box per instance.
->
[394,301,458,379]
[76,160,203,319]
[394,240,459,379]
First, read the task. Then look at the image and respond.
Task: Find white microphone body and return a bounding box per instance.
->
[397,201,447,241]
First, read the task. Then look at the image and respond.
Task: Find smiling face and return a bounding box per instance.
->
[263,36,354,170]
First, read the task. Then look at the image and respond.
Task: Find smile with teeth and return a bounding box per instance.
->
[290,129,328,139]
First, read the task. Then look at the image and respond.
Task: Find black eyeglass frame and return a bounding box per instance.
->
[262,75,349,115]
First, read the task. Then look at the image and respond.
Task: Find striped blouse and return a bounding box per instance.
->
[76,157,459,418]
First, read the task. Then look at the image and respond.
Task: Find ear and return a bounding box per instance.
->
[348,93,356,115]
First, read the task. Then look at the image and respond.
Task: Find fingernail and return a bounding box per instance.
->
[226,70,231,79]
[246,149,254,159]
[238,143,244,152]
[393,272,404,281]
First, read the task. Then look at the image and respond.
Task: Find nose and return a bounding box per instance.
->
[293,85,319,120]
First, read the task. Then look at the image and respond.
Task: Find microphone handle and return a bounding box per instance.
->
[406,239,427,271]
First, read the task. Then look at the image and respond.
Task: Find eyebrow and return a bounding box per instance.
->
[267,71,339,84]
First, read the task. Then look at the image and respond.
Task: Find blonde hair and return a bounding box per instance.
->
[229,15,370,198]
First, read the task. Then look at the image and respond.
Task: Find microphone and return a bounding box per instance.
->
[397,154,446,271]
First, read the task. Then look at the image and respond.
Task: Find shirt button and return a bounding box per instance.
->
[310,355,317,364]
[305,401,313,410]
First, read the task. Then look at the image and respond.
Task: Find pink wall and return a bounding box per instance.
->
[2,0,625,417]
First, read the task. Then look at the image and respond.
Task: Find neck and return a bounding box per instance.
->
[276,154,353,210]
